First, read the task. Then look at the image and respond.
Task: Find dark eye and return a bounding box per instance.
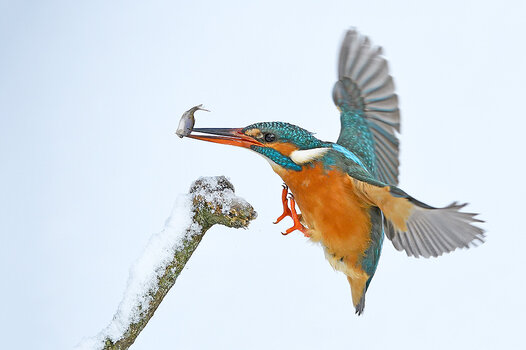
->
[264,133,276,142]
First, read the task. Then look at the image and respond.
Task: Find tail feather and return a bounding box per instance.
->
[347,275,368,316]
[355,292,366,315]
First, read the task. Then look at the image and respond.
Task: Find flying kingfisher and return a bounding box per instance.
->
[182,29,484,314]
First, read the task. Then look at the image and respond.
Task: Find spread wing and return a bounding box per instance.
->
[347,170,485,258]
[332,29,400,185]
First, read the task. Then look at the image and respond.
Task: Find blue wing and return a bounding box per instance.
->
[332,29,400,185]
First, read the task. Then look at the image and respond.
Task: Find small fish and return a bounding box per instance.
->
[176,104,210,138]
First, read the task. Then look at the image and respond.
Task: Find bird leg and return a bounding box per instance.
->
[273,184,292,224]
[282,194,310,237]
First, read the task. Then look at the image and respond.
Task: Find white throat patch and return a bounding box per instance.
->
[290,147,330,165]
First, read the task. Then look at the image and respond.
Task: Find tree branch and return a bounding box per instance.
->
[77,176,257,350]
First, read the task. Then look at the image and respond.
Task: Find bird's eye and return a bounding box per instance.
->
[264,133,276,142]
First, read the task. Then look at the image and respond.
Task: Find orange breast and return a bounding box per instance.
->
[274,163,372,266]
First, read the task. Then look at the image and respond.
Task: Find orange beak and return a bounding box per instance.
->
[187,128,264,148]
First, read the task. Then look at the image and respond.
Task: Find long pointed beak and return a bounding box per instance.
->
[187,128,264,148]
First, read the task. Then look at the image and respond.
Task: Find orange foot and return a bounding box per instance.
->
[282,194,310,237]
[273,184,292,224]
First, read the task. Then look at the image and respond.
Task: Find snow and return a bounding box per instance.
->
[75,177,244,349]
[190,176,249,215]
[75,193,196,349]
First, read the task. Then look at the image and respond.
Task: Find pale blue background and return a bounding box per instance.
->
[1,1,525,349]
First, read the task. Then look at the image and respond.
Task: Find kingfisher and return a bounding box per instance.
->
[182,29,484,314]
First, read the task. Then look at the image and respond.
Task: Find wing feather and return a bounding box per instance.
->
[391,201,484,258]
[333,29,400,185]
[352,178,485,258]
[363,76,395,101]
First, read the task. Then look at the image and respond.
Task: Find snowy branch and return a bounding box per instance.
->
[76,176,257,350]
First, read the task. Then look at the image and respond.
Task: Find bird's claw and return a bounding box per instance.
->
[273,184,292,224]
[282,193,310,237]
[274,184,309,237]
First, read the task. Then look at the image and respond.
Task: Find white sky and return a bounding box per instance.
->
[1,1,525,349]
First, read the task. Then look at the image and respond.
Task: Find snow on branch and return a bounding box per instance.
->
[76,176,257,350]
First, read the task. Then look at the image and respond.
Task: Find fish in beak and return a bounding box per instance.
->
[175,104,210,138]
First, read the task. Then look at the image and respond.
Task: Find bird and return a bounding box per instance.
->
[182,29,485,315]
